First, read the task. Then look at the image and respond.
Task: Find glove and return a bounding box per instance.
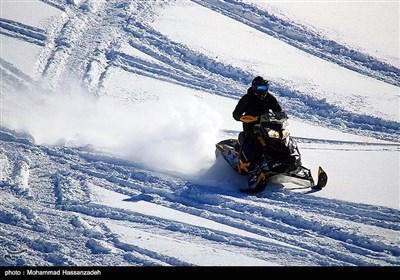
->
[239,115,258,123]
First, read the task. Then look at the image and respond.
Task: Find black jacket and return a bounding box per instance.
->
[232,87,282,136]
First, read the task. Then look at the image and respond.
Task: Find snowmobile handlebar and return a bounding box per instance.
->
[239,115,259,123]
[240,111,289,124]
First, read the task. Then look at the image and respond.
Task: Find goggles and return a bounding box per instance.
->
[256,85,269,91]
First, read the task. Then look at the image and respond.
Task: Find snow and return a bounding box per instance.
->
[0,0,399,268]
[149,1,399,121]
[251,0,400,68]
[1,0,61,28]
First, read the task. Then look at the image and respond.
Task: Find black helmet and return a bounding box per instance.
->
[251,76,269,99]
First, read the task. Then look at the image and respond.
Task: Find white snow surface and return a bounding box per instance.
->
[0,0,399,267]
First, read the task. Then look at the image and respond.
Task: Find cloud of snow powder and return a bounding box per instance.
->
[2,86,223,176]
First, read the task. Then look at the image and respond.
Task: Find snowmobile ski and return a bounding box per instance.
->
[311,166,328,190]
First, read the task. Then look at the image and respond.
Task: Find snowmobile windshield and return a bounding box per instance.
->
[260,112,288,131]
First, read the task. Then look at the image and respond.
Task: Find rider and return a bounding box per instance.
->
[232,76,283,172]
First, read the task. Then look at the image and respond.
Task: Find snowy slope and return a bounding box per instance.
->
[0,0,399,267]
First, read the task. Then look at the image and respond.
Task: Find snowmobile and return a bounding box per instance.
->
[215,110,328,194]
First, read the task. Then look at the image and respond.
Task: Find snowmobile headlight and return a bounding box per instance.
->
[267,129,289,139]
[267,129,280,139]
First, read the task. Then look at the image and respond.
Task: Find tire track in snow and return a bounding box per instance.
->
[39,0,131,93]
[0,144,31,196]
[119,20,399,142]
[2,129,399,265]
[33,146,201,265]
[30,0,399,142]
[274,86,400,142]
[43,145,400,265]
[70,215,180,266]
[121,22,251,96]
[39,0,67,12]
[259,189,400,231]
[0,137,181,266]
[83,168,400,265]
[60,195,343,266]
[221,130,400,151]
[296,137,400,152]
[0,18,48,47]
[193,0,399,87]
[165,183,400,266]
[0,58,39,93]
[109,50,212,93]
[2,0,398,142]
[40,146,344,265]
[49,144,400,232]
[50,169,303,265]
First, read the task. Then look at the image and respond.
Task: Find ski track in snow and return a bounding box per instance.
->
[1,0,399,266]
